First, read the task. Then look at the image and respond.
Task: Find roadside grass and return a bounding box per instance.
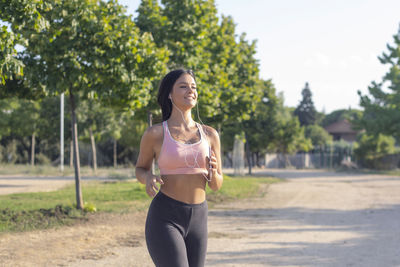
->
[366,168,400,176]
[384,169,400,176]
[0,175,280,233]
[206,175,281,207]
[336,167,400,176]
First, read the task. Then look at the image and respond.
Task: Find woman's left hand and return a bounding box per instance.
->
[208,149,218,178]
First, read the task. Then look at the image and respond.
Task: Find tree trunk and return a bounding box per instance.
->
[69,91,83,210]
[113,138,117,168]
[89,127,97,175]
[70,140,73,168]
[255,152,260,168]
[225,153,232,168]
[30,132,35,166]
[147,111,153,127]
[284,153,290,168]
[245,132,252,175]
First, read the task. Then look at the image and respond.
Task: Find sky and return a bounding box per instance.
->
[119,0,400,113]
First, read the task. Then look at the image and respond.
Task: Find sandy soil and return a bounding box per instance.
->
[1,169,400,267]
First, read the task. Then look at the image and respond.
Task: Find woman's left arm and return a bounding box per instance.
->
[206,126,223,191]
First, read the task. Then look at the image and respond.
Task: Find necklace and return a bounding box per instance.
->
[169,125,201,144]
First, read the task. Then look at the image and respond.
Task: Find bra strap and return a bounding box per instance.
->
[197,123,211,155]
[199,124,209,141]
[162,121,168,138]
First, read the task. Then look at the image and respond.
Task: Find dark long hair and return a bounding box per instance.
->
[157,69,196,121]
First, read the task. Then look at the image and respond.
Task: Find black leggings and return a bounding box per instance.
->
[145,191,208,267]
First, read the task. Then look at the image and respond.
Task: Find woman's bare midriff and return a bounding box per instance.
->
[160,174,207,204]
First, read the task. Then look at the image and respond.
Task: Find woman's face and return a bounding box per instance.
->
[170,73,197,109]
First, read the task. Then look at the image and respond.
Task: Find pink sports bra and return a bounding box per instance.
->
[158,121,210,176]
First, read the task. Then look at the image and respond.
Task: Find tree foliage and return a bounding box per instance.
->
[322,108,362,127]
[0,0,49,86]
[241,80,279,155]
[274,98,313,151]
[250,92,313,167]
[0,0,325,175]
[0,26,23,85]
[15,0,167,108]
[3,0,168,209]
[294,82,317,126]
[304,125,332,147]
[135,0,262,124]
[354,133,399,169]
[357,26,400,140]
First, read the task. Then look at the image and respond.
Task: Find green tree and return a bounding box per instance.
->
[151,0,218,72]
[354,133,398,169]
[118,114,148,164]
[102,109,126,168]
[11,0,167,209]
[0,99,13,140]
[135,1,261,127]
[294,82,317,126]
[78,100,128,171]
[241,79,279,171]
[7,99,40,165]
[37,96,72,164]
[0,0,47,85]
[78,99,104,174]
[357,26,400,140]
[305,125,332,148]
[134,0,167,123]
[0,26,23,85]
[0,98,42,164]
[0,1,49,101]
[271,99,312,167]
[204,16,262,126]
[213,29,262,173]
[135,0,219,122]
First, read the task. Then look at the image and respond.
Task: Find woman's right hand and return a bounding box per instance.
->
[145,174,164,198]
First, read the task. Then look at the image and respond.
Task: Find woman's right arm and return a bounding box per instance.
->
[135,127,164,197]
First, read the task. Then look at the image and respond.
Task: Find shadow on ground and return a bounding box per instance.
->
[207,204,400,266]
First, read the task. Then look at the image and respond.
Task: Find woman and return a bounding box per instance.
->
[135,69,223,267]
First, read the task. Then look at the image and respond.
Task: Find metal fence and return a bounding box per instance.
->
[264,152,352,169]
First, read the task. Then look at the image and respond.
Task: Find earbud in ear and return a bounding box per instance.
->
[169,94,172,99]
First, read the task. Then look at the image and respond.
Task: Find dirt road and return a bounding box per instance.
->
[0,175,111,195]
[1,169,400,267]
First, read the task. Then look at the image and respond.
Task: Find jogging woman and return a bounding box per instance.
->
[135,69,223,267]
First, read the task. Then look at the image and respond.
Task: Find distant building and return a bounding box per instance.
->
[324,119,358,143]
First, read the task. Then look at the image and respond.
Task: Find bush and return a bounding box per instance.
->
[305,125,332,147]
[35,153,51,165]
[354,133,399,169]
[83,202,97,213]
[4,140,18,164]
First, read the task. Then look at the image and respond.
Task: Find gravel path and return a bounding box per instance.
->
[1,169,400,267]
[206,169,400,267]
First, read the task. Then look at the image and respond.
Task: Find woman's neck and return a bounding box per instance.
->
[169,109,195,129]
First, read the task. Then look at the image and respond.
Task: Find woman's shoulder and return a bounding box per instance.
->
[201,124,220,140]
[142,123,164,140]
